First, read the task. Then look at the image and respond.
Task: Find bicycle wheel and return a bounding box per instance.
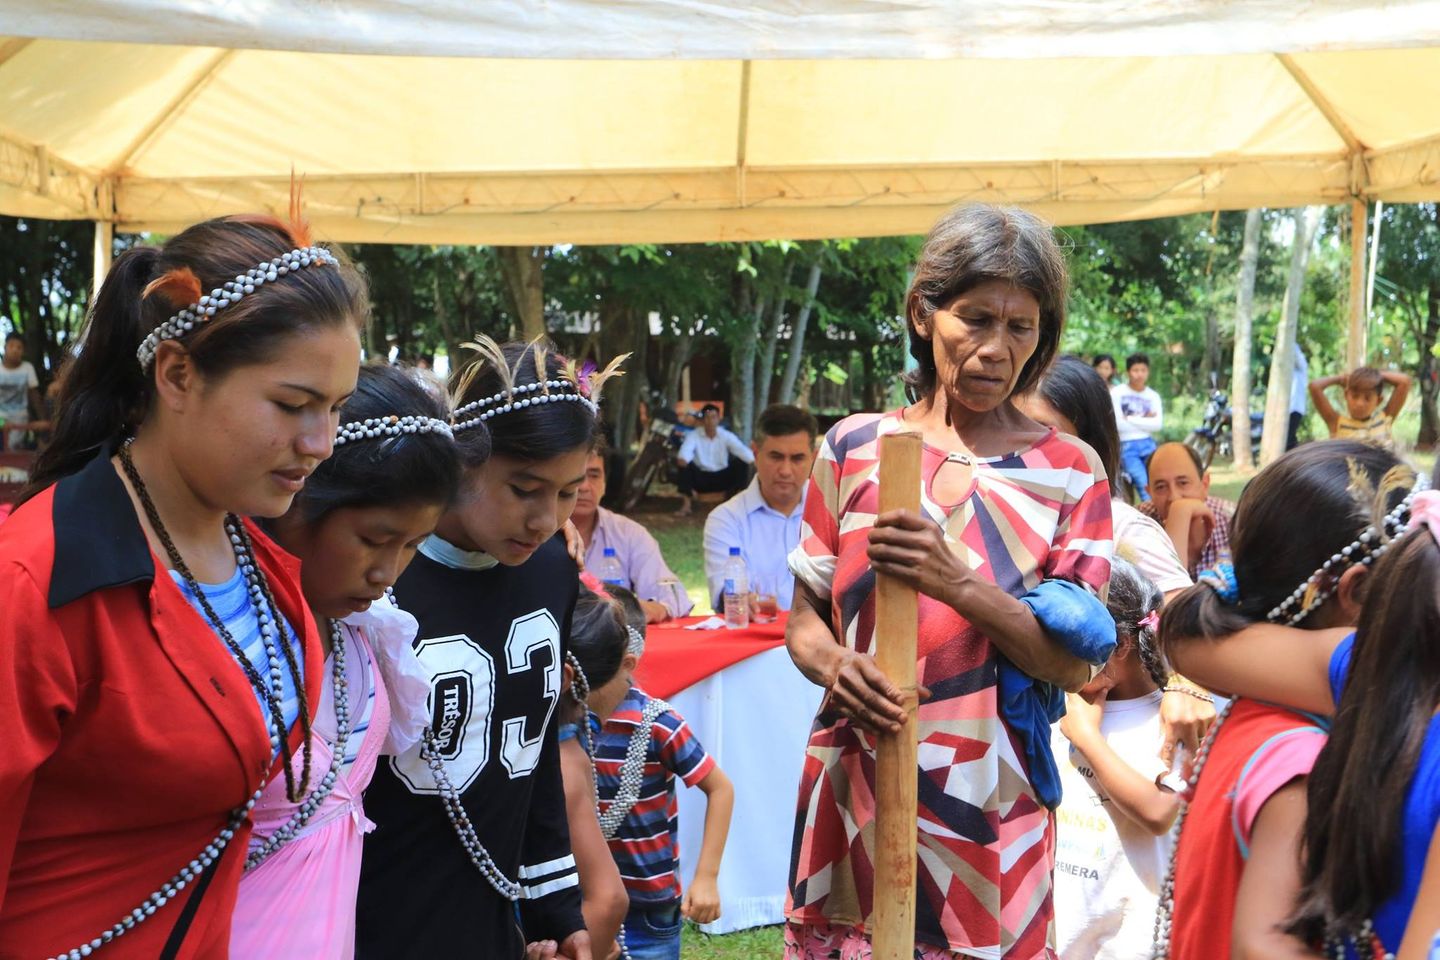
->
[621,443,665,512]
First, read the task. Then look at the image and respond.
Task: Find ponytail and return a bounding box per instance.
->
[20,214,367,503]
[23,247,161,499]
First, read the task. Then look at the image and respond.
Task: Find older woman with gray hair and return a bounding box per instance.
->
[784,204,1115,959]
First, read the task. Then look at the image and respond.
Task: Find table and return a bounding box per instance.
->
[632,614,823,934]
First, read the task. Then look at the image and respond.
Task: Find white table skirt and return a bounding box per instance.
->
[669,645,825,935]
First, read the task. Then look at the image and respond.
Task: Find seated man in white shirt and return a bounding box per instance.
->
[703,404,818,613]
[572,444,694,622]
[675,403,755,517]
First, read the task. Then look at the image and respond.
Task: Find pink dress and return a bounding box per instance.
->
[230,598,429,957]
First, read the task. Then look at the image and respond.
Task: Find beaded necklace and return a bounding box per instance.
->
[118,439,313,802]
[419,729,524,901]
[1151,697,1235,959]
[245,619,353,872]
[50,443,313,960]
[1150,701,1395,960]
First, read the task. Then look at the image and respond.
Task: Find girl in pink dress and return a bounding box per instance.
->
[229,363,478,956]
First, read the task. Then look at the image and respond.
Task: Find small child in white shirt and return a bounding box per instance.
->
[1052,558,1183,959]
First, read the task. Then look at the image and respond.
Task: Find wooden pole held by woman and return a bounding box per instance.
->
[872,430,923,960]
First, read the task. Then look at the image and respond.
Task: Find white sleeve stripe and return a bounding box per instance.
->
[519,854,577,879]
[522,872,581,899]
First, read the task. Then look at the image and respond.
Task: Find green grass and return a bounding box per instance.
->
[682,924,784,959]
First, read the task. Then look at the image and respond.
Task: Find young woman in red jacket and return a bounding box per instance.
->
[0,214,367,959]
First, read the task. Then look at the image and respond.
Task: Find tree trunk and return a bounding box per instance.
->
[1419,281,1440,450]
[664,325,696,407]
[1231,209,1262,472]
[614,306,650,455]
[432,274,466,372]
[755,260,794,418]
[1260,207,1321,467]
[733,294,764,443]
[495,245,547,340]
[780,262,822,404]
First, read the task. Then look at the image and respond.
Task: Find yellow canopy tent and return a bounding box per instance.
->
[2,0,1439,360]
[1,0,1439,245]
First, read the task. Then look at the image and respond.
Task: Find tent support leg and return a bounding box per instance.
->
[1347,199,1367,371]
[92,220,114,297]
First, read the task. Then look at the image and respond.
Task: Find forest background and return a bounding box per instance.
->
[5,203,1439,465]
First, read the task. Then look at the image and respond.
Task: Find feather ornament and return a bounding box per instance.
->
[141,267,203,308]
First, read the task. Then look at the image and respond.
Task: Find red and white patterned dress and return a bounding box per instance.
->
[785,411,1113,960]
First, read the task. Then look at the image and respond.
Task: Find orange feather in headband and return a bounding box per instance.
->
[141,267,203,308]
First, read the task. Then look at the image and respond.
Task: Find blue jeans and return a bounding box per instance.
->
[1120,437,1157,502]
[622,900,682,960]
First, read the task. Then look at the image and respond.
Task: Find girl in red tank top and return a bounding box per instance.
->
[1154,441,1406,960]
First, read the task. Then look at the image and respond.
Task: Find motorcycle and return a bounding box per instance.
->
[1185,374,1264,470]
[620,410,689,512]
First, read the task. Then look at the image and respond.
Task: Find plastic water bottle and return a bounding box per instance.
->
[597,547,627,588]
[722,547,750,630]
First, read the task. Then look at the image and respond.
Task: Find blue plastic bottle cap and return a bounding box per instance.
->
[729,547,741,556]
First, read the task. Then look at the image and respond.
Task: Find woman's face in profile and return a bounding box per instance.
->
[923,278,1043,415]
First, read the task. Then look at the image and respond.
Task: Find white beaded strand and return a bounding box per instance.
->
[46,516,304,960]
[1266,487,1421,626]
[1151,698,1236,959]
[452,380,576,420]
[452,389,597,434]
[244,620,352,872]
[45,788,263,960]
[136,245,338,368]
[419,730,524,901]
[334,415,453,446]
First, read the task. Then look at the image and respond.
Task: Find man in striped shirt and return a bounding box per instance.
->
[592,686,734,960]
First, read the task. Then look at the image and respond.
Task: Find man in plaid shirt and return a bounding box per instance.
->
[1138,442,1235,576]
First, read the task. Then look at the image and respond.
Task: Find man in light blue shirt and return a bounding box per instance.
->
[702,404,818,613]
[675,403,754,516]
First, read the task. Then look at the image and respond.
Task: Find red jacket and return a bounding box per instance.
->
[0,446,322,959]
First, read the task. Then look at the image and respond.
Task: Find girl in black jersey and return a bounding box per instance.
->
[357,339,624,960]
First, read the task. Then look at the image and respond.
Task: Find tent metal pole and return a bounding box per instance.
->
[93,220,113,297]
[1347,199,1367,370]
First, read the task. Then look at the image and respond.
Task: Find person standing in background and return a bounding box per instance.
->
[1111,353,1163,502]
[0,333,40,450]
[1288,341,1309,450]
[1092,354,1117,385]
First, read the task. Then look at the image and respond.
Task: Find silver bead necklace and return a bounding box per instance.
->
[245,620,353,872]
[419,729,524,901]
[1151,698,1236,959]
[49,448,318,960]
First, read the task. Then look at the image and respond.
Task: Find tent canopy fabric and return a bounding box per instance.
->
[1,2,1439,244]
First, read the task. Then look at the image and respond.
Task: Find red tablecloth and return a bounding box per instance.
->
[632,613,789,699]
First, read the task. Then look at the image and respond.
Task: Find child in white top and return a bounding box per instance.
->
[1053,558,1182,960]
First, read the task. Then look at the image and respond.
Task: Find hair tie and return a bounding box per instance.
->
[1137,610,1160,632]
[1198,561,1240,604]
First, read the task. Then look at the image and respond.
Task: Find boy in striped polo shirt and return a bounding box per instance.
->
[587,598,734,960]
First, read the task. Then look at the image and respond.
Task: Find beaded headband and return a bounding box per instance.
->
[136,245,338,369]
[334,415,454,447]
[626,625,646,658]
[452,381,598,435]
[1266,476,1428,626]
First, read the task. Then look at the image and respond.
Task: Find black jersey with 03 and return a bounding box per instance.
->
[357,534,583,957]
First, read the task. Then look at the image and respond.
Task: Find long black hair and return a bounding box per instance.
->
[25,215,368,500]
[286,362,468,523]
[1034,355,1122,499]
[1287,482,1440,945]
[569,586,630,699]
[1159,440,1406,652]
